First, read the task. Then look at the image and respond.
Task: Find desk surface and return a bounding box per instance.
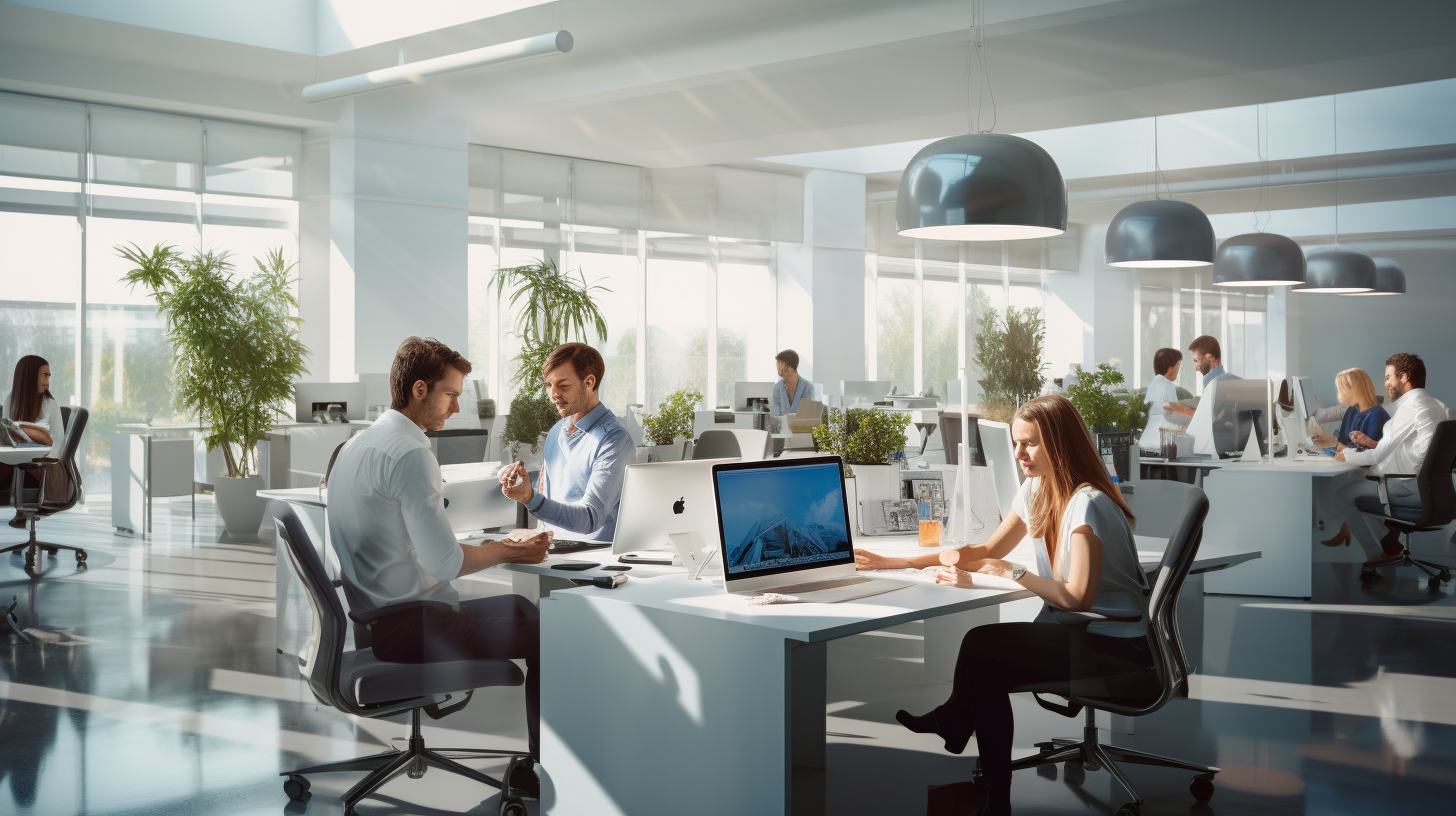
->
[0,446,49,465]
[1141,454,1360,475]
[258,487,328,508]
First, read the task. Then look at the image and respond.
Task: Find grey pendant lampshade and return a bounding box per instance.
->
[1212,232,1307,287]
[1105,199,1215,267]
[1343,256,1406,296]
[1294,245,1377,294]
[896,134,1066,241]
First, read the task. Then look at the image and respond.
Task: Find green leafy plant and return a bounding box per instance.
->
[501,392,561,455]
[491,259,609,395]
[118,242,308,479]
[642,388,703,446]
[811,407,911,476]
[973,306,1047,422]
[1064,362,1150,433]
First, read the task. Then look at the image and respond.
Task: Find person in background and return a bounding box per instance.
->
[1164,335,1234,419]
[2,355,68,528]
[1137,347,1189,452]
[853,395,1150,816]
[770,349,813,416]
[1312,368,1390,454]
[500,342,633,543]
[1330,353,1449,561]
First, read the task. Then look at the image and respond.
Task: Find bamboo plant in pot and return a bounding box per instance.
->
[119,243,308,539]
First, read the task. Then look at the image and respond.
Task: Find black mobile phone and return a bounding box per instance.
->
[550,561,597,571]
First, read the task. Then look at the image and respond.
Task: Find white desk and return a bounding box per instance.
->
[532,541,1260,816]
[0,447,48,466]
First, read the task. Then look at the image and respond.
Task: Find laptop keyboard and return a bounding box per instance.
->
[764,575,872,595]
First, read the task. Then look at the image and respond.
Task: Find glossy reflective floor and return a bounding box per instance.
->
[3,498,1455,815]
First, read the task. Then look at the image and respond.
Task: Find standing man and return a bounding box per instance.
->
[499,342,633,543]
[1334,353,1449,562]
[328,337,551,780]
[1166,335,1236,418]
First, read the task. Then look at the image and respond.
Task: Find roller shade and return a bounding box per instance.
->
[90,107,203,190]
[0,93,86,181]
[205,122,301,198]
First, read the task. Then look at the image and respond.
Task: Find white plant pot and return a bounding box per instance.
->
[641,440,687,463]
[214,474,268,538]
[509,434,548,471]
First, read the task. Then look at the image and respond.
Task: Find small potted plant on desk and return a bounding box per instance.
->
[640,388,703,462]
[1063,361,1149,436]
[119,243,308,540]
[501,391,561,471]
[812,407,911,531]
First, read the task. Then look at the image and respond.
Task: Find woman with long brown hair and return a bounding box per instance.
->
[854,395,1151,815]
[2,355,67,528]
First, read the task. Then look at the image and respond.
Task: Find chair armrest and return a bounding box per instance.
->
[1057,609,1144,624]
[347,599,455,626]
[31,457,60,465]
[1368,472,1416,482]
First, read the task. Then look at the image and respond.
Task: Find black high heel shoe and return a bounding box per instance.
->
[895,707,972,754]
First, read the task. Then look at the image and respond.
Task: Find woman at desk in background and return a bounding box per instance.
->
[853,395,1150,816]
[770,349,812,416]
[2,355,68,528]
[1137,347,1189,452]
[1314,368,1389,548]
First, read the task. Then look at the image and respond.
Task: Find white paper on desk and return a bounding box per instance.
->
[440,461,502,483]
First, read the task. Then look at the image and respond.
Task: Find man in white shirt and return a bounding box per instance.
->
[1333,353,1450,561]
[328,337,551,771]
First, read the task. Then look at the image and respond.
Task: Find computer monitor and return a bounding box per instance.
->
[841,380,891,407]
[295,382,367,422]
[711,456,854,589]
[976,419,1022,520]
[1208,378,1273,458]
[612,458,737,553]
[1286,375,1319,445]
[733,381,774,412]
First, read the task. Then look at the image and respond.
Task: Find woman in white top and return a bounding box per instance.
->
[2,355,67,528]
[1138,347,1188,452]
[853,395,1151,816]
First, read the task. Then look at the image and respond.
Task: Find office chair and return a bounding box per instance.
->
[427,428,491,465]
[271,503,533,816]
[1356,419,1455,591]
[2,407,88,573]
[1120,479,1195,539]
[986,488,1219,816]
[693,429,770,461]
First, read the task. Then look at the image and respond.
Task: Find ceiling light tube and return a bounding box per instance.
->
[302,30,573,103]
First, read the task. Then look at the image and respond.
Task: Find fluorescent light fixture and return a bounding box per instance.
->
[302,30,573,103]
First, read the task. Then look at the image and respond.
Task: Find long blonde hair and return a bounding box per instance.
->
[1336,368,1379,413]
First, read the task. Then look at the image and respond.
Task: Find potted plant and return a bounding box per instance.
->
[490,259,608,463]
[119,243,308,539]
[1064,361,1150,434]
[812,408,911,530]
[641,387,703,462]
[973,305,1048,423]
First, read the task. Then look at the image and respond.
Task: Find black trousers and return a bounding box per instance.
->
[942,622,1155,781]
[371,594,541,758]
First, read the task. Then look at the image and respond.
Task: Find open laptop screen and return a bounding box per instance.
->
[712,456,855,580]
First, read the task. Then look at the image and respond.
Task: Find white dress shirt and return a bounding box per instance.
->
[326,409,464,611]
[1,392,66,458]
[1138,374,1187,452]
[1342,388,1449,476]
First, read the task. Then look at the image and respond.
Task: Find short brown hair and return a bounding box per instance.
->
[1153,347,1183,377]
[390,337,472,410]
[1188,335,1221,362]
[543,342,605,392]
[775,349,799,371]
[1386,352,1426,389]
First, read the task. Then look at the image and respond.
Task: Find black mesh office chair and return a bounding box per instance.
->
[988,488,1219,816]
[271,503,533,816]
[1356,419,1456,591]
[2,407,88,573]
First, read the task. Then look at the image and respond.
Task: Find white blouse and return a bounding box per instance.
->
[1012,476,1149,638]
[1138,374,1188,452]
[2,392,67,459]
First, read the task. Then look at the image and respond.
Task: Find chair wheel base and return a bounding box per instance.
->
[1190,773,1216,802]
[499,798,528,816]
[1116,802,1141,816]
[1063,761,1086,785]
[283,773,311,802]
[1359,569,1379,585]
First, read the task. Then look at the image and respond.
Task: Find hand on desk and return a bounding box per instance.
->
[936,549,1018,586]
[1311,432,1337,449]
[853,549,910,571]
[1349,430,1378,449]
[498,461,534,503]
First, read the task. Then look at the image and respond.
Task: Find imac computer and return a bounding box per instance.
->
[976,419,1022,520]
[733,381,774,412]
[841,380,892,407]
[612,458,737,554]
[1205,378,1273,459]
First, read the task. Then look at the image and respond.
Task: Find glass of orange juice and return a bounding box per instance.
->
[918,500,943,547]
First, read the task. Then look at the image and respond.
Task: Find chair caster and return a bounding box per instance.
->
[1036,763,1058,780]
[1440,569,1451,583]
[1116,802,1141,816]
[76,550,87,565]
[1190,773,1216,802]
[1063,761,1085,785]
[1359,569,1379,586]
[1429,576,1443,592]
[23,550,36,572]
[499,798,528,816]
[43,547,57,557]
[407,755,427,779]
[283,773,311,802]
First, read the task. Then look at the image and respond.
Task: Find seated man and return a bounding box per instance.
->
[327,336,551,777]
[1165,335,1236,419]
[1334,353,1449,562]
[499,343,633,543]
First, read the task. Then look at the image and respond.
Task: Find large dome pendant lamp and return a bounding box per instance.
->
[1213,105,1306,287]
[1343,257,1406,296]
[1105,117,1215,267]
[1294,95,1375,294]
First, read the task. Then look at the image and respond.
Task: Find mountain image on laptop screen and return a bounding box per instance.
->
[717,462,851,574]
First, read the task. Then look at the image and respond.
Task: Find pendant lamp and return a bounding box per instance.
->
[1212,232,1306,287]
[1343,256,1405,296]
[1105,199,1215,267]
[895,133,1066,241]
[1294,245,1377,294]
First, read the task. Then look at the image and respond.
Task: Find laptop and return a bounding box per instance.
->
[710,455,910,603]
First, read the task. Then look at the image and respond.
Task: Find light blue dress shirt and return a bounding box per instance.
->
[770,376,813,416]
[1202,365,1227,388]
[526,401,633,542]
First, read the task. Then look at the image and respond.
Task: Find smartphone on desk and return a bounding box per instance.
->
[618,552,678,566]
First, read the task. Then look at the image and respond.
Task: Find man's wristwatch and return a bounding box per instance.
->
[1010,565,1028,581]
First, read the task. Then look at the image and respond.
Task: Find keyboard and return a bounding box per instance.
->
[549,538,611,554]
[754,575,912,603]
[767,575,873,594]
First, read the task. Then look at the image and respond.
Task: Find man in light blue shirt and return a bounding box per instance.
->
[500,343,633,542]
[1166,335,1236,421]
[770,348,814,416]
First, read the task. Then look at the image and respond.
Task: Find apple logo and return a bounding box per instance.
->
[672,497,685,515]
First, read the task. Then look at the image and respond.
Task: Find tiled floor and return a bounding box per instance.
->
[2,496,1455,815]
